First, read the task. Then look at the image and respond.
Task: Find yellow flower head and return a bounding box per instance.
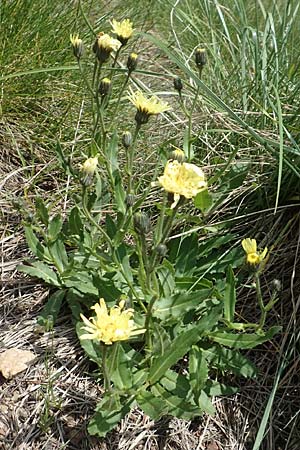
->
[128,88,171,125]
[110,18,134,45]
[80,156,98,186]
[93,32,121,63]
[241,238,268,265]
[80,298,145,345]
[158,160,207,208]
[70,34,84,59]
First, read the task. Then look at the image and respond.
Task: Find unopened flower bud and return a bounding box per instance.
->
[171,148,185,162]
[99,78,111,96]
[122,131,132,148]
[173,77,183,93]
[125,194,135,207]
[80,156,98,186]
[134,212,151,234]
[155,244,167,257]
[195,48,207,68]
[70,34,84,59]
[127,52,138,73]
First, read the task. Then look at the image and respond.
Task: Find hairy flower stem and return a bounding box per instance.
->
[149,202,180,274]
[145,294,158,351]
[126,123,141,194]
[255,273,267,331]
[101,345,112,392]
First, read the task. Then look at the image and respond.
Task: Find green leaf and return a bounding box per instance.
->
[194,189,213,211]
[159,369,191,398]
[175,276,213,291]
[24,225,51,262]
[18,261,61,286]
[49,240,68,273]
[152,323,171,356]
[105,214,117,239]
[197,391,216,415]
[156,260,175,297]
[175,234,199,276]
[204,380,238,396]
[93,275,122,303]
[76,321,102,364]
[37,290,65,330]
[48,214,63,242]
[151,384,201,420]
[64,271,98,295]
[149,305,221,384]
[68,206,83,238]
[189,346,209,400]
[35,197,49,225]
[88,394,134,437]
[201,343,258,377]
[136,390,168,420]
[152,289,217,321]
[109,344,135,390]
[224,265,236,322]
[208,326,281,349]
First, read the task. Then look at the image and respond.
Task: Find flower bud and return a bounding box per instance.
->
[70,34,84,60]
[125,194,135,207]
[99,77,111,96]
[155,244,167,257]
[170,148,185,162]
[122,131,132,148]
[80,157,98,186]
[195,48,207,68]
[133,212,151,234]
[173,77,183,93]
[127,52,138,73]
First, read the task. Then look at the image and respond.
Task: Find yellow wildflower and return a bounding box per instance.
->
[128,88,171,125]
[70,34,84,59]
[110,18,134,45]
[241,238,268,265]
[80,298,145,345]
[93,32,121,63]
[80,156,98,186]
[158,160,207,208]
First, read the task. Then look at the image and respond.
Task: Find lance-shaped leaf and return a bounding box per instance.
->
[149,305,222,384]
[208,326,281,349]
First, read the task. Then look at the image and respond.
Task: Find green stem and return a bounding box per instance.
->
[127,123,141,194]
[149,201,180,273]
[101,345,112,392]
[145,294,158,351]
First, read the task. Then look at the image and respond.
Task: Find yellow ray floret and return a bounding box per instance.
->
[158,160,207,208]
[80,298,145,345]
[128,88,171,124]
[110,18,134,44]
[96,33,121,52]
[241,238,268,265]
